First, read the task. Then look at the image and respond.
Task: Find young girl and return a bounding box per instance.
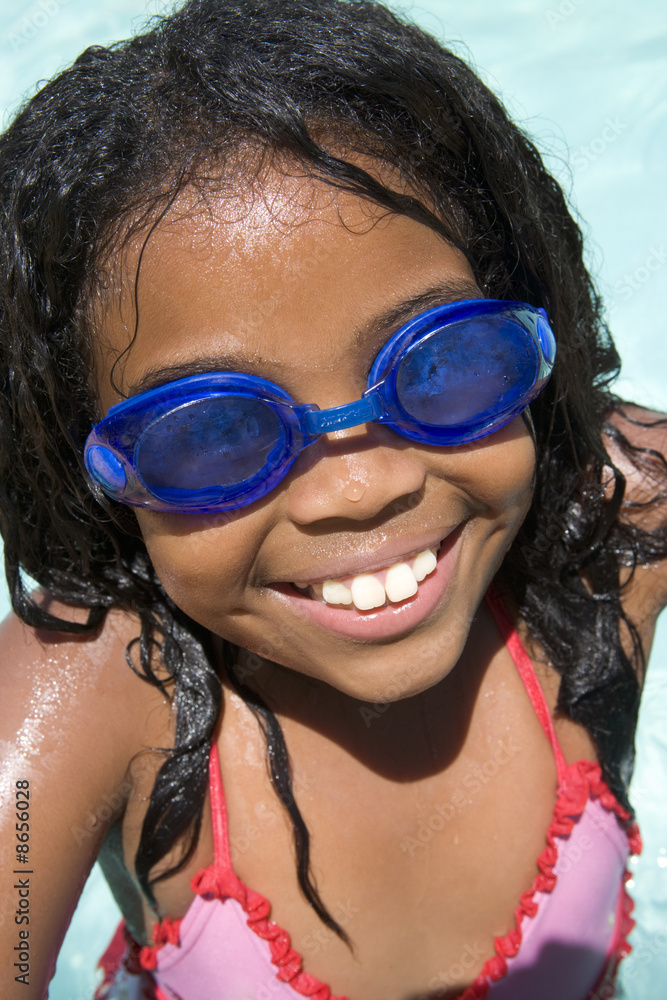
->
[0,1,665,998]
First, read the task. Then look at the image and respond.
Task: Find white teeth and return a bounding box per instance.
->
[293,546,439,610]
[321,581,353,605]
[385,562,419,602]
[350,574,387,610]
[412,549,438,582]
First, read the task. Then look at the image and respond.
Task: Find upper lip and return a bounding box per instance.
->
[269,524,461,586]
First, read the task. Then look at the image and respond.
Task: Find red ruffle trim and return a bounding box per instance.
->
[139,915,184,971]
[586,872,638,998]
[453,758,641,1000]
[139,862,346,999]
[139,758,640,1000]
[96,921,158,1000]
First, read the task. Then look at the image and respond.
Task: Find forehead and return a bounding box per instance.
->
[93,164,476,410]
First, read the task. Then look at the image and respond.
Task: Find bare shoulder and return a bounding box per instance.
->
[604,403,667,512]
[0,598,172,998]
[603,403,667,646]
[0,594,171,759]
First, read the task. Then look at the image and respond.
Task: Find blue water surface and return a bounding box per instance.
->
[1,1,666,998]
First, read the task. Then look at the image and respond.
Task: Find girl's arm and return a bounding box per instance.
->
[0,603,162,1000]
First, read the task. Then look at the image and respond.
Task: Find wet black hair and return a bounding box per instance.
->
[1,0,666,944]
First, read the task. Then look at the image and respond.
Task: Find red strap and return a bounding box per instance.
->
[209,742,234,872]
[485,585,567,784]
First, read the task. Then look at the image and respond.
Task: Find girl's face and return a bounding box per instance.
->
[94,166,536,703]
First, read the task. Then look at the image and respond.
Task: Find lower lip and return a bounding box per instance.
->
[269,528,463,641]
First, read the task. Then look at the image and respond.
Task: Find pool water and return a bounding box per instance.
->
[1,1,665,997]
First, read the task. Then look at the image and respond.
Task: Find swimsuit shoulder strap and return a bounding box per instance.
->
[485,584,568,785]
[208,741,235,872]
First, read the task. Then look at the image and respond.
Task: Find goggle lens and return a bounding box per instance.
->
[394,315,539,429]
[136,395,287,500]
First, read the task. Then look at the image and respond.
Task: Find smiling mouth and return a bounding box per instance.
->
[289,544,440,611]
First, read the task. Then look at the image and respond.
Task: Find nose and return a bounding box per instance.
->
[284,421,428,524]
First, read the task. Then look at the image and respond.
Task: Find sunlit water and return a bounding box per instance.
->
[1,1,665,997]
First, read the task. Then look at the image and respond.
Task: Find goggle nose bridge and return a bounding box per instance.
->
[302,387,385,436]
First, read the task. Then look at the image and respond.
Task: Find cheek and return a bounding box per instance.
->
[478,429,536,513]
[135,510,256,621]
[434,419,536,521]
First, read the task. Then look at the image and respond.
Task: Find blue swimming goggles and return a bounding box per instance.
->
[84,298,555,513]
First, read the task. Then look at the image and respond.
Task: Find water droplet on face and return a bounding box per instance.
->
[342,482,366,502]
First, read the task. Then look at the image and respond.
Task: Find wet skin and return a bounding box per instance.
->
[94,167,537,709]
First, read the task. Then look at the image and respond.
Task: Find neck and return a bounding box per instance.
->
[220,612,499,783]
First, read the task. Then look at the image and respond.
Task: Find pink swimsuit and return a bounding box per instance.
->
[96,591,641,1000]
